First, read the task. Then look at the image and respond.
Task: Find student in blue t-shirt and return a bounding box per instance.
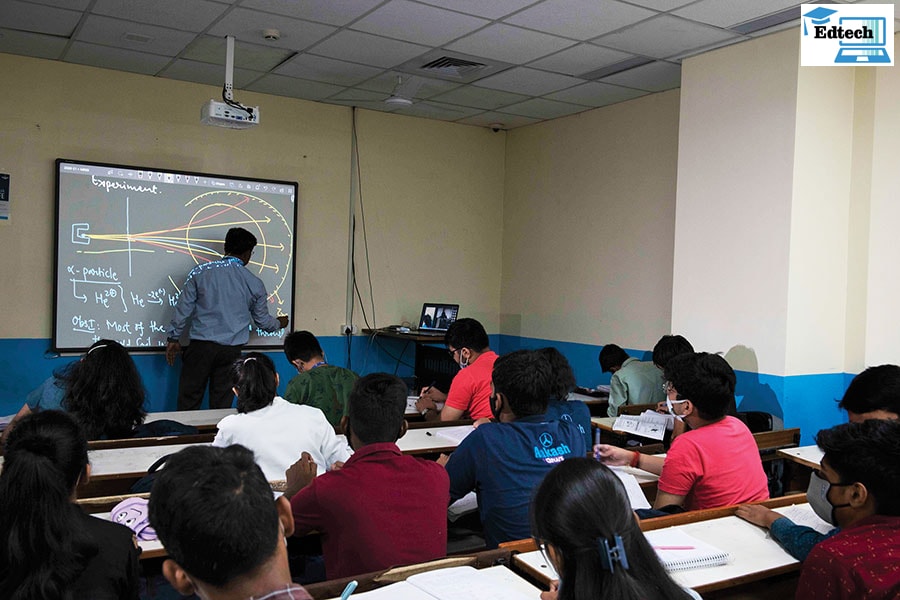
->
[443,349,585,548]
[537,347,591,449]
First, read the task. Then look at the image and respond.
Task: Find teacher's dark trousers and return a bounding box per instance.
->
[177,340,242,410]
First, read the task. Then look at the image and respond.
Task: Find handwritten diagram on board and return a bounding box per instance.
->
[55,160,297,352]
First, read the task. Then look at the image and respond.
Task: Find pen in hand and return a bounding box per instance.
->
[421,380,437,396]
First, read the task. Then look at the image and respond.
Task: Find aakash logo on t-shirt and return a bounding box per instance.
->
[534,431,571,464]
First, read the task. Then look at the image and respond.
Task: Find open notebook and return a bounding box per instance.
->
[644,529,732,571]
[328,566,536,600]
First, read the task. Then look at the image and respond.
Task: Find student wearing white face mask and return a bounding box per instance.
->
[414,318,497,421]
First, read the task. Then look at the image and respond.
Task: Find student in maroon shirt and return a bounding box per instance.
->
[286,373,450,579]
[795,419,900,600]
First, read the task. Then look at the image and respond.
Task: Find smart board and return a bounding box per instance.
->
[54,159,297,352]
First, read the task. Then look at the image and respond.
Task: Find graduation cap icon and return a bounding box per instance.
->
[803,6,838,35]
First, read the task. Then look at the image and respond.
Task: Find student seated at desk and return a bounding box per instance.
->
[791,420,900,599]
[1,339,192,444]
[596,352,768,514]
[735,365,900,560]
[839,364,900,422]
[148,445,313,600]
[0,411,140,599]
[212,352,350,481]
[599,344,666,417]
[285,373,449,579]
[444,350,585,548]
[532,458,699,600]
[537,347,591,449]
[283,330,358,427]
[414,318,498,421]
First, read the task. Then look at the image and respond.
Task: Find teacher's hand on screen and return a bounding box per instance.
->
[277,315,289,328]
[165,341,182,366]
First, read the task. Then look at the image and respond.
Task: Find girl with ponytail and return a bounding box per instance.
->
[531,458,700,600]
[212,352,351,481]
[0,410,139,599]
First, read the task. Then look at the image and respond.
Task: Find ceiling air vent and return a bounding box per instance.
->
[397,50,514,84]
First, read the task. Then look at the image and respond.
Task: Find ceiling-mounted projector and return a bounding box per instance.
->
[201,35,260,130]
[201,99,260,129]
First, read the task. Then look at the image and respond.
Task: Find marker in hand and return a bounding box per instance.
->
[340,580,358,600]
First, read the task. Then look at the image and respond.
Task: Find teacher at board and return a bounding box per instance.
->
[166,227,288,410]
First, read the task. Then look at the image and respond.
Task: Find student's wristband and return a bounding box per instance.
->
[630,451,640,468]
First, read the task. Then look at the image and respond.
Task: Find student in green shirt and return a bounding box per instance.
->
[283,331,358,426]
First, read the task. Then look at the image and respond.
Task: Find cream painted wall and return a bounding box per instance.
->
[0,54,504,340]
[843,69,876,374]
[784,66,856,375]
[500,90,680,347]
[864,34,900,366]
[673,31,799,375]
[345,110,504,331]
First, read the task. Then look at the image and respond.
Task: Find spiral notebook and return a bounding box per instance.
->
[644,529,732,571]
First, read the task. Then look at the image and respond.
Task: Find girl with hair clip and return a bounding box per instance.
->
[3,339,148,442]
[212,352,351,482]
[0,410,140,600]
[531,458,701,600]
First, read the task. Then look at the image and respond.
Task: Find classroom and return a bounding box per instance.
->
[1,2,899,450]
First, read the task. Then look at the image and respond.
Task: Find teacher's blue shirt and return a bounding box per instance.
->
[167,256,280,346]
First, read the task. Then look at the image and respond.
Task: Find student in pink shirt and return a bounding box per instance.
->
[596,352,768,513]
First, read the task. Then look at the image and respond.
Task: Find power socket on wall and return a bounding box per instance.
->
[340,324,358,335]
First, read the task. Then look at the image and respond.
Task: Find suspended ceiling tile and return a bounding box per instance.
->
[65,41,173,75]
[0,0,82,36]
[446,23,576,64]
[474,66,583,96]
[308,30,430,68]
[245,73,346,101]
[91,0,228,32]
[415,0,538,20]
[597,60,681,92]
[351,0,489,47]
[208,7,336,51]
[0,28,68,60]
[593,14,740,59]
[545,80,648,106]
[356,71,461,97]
[456,110,540,129]
[505,0,657,40]
[239,0,384,27]
[160,59,261,89]
[75,15,197,56]
[182,35,294,71]
[429,85,531,110]
[673,0,803,28]
[528,43,636,76]
[497,97,587,119]
[275,54,382,87]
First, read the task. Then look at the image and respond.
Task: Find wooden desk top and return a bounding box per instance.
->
[87,442,206,480]
[512,495,809,595]
[777,445,823,469]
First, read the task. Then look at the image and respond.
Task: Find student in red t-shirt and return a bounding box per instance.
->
[795,419,900,600]
[596,352,768,513]
[414,318,498,421]
[285,373,449,580]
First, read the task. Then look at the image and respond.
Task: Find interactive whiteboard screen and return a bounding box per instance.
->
[54,159,296,352]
